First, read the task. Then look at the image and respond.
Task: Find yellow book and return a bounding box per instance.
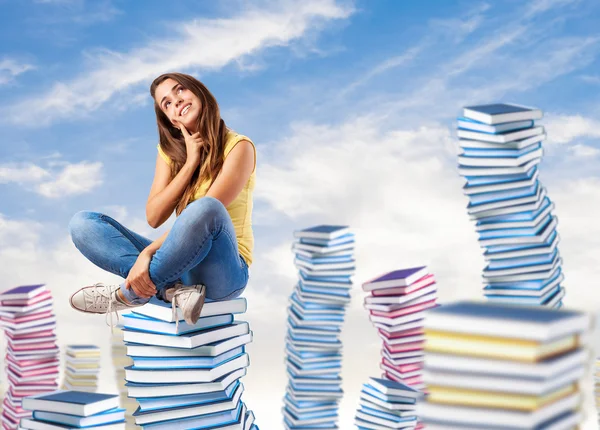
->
[427,383,577,411]
[424,330,579,362]
[67,352,101,359]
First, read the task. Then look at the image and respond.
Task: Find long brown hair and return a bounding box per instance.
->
[150,72,227,215]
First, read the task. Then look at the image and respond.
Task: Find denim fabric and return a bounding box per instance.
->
[68,196,249,305]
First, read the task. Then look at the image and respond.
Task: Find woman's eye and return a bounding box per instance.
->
[165,101,170,108]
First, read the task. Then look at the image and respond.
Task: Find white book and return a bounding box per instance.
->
[122,312,232,336]
[479,216,557,248]
[20,419,125,430]
[22,391,120,417]
[424,348,587,379]
[459,133,545,150]
[422,410,580,430]
[485,273,563,297]
[126,332,253,358]
[422,365,584,395]
[416,392,580,429]
[470,188,547,220]
[125,368,246,398]
[476,201,553,231]
[469,185,542,215]
[132,297,247,323]
[134,383,244,425]
[292,241,355,255]
[465,170,540,197]
[484,233,560,261]
[122,321,249,349]
[458,118,534,134]
[484,257,561,283]
[355,410,416,428]
[294,258,355,271]
[282,408,335,427]
[459,147,543,167]
[125,354,248,384]
[457,126,544,143]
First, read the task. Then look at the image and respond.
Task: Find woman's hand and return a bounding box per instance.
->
[178,122,204,167]
[124,251,156,299]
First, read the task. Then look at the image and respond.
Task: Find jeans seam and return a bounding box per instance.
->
[99,214,147,252]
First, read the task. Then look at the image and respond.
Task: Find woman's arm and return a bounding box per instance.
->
[146,154,198,228]
[205,140,255,207]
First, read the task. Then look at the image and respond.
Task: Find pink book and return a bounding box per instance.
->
[6,355,57,367]
[371,274,436,296]
[9,342,56,351]
[378,327,423,339]
[384,371,423,387]
[1,310,53,324]
[381,358,422,373]
[1,290,51,307]
[369,299,438,318]
[9,366,59,378]
[384,340,424,354]
[6,329,55,340]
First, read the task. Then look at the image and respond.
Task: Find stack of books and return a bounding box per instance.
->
[0,285,60,430]
[417,301,590,429]
[362,266,438,390]
[457,103,564,308]
[283,225,355,429]
[20,390,125,429]
[354,377,422,429]
[62,345,101,392]
[121,296,257,429]
[111,326,138,428]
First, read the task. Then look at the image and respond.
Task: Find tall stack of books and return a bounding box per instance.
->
[457,104,564,308]
[417,301,590,429]
[62,345,101,392]
[111,326,138,428]
[0,285,60,430]
[121,296,257,429]
[354,377,422,429]
[282,225,355,429]
[20,390,125,429]
[361,266,438,391]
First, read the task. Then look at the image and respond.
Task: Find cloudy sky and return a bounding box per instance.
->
[1,0,600,428]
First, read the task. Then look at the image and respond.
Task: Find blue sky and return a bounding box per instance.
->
[1,0,600,428]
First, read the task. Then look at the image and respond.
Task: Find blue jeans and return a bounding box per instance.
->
[68,197,249,305]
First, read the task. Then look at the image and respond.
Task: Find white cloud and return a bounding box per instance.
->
[523,0,582,17]
[0,58,35,85]
[4,0,354,126]
[0,163,51,184]
[37,161,103,198]
[569,143,600,158]
[0,160,103,198]
[544,114,600,145]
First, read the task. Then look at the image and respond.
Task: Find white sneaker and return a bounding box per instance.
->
[165,284,206,326]
[69,283,141,326]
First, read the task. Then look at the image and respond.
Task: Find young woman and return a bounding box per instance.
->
[68,72,256,325]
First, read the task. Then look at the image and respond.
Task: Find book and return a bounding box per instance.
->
[423,301,589,341]
[293,225,350,240]
[362,267,429,291]
[0,285,46,301]
[457,126,544,144]
[462,103,543,125]
[22,391,120,417]
[457,117,534,134]
[122,312,233,335]
[132,296,247,323]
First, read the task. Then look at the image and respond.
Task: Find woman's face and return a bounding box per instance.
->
[155,78,201,132]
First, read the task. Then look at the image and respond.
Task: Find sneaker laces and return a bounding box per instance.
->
[87,283,120,328]
[170,288,190,331]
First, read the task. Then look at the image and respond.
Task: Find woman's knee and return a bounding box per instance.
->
[184,197,228,224]
[68,211,102,244]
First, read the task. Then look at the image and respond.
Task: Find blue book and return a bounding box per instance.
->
[294,225,350,240]
[0,284,46,300]
[424,301,589,341]
[131,346,245,369]
[298,233,355,247]
[368,377,421,398]
[461,142,541,158]
[463,103,543,125]
[22,391,120,417]
[142,401,245,430]
[457,117,534,134]
[122,312,233,335]
[137,380,238,412]
[132,296,247,323]
[465,165,537,186]
[32,407,125,428]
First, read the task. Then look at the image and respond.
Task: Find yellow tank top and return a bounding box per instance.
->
[157,130,256,266]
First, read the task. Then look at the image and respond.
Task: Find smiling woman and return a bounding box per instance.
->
[65,72,257,326]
